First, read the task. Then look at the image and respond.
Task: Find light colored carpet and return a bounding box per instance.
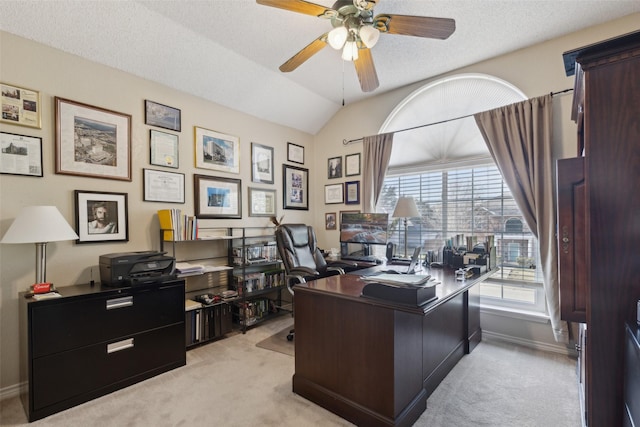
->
[0,316,580,426]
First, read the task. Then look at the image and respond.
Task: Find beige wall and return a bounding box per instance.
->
[1,14,638,394]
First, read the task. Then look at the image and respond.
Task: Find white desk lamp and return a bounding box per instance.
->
[392,197,420,258]
[1,206,79,289]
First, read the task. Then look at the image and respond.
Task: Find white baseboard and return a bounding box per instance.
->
[483,329,577,358]
[0,381,23,402]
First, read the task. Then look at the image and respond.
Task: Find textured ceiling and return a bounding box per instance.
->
[1,1,639,135]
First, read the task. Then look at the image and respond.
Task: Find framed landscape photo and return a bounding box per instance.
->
[55,97,132,181]
[345,153,361,176]
[345,180,360,205]
[194,174,241,219]
[283,164,308,210]
[145,100,181,132]
[325,183,344,204]
[248,187,277,217]
[143,168,185,204]
[287,142,304,164]
[149,129,179,168]
[0,132,43,177]
[1,82,41,129]
[74,190,128,243]
[251,142,274,184]
[328,156,342,179]
[195,126,240,174]
[325,212,337,230]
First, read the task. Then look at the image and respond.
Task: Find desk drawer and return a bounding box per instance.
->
[31,284,184,358]
[31,322,185,411]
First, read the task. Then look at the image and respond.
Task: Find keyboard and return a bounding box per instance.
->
[341,255,382,264]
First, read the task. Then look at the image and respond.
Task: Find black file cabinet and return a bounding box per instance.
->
[20,280,186,422]
[625,322,640,427]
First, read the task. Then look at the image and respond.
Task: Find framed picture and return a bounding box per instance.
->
[74,190,128,243]
[248,187,277,217]
[145,100,181,132]
[0,132,42,177]
[345,180,360,205]
[287,142,304,164]
[251,142,274,184]
[194,174,241,219]
[328,156,342,179]
[325,183,344,204]
[149,129,179,168]
[195,126,240,174]
[55,97,132,181]
[1,82,41,129]
[283,164,308,210]
[325,212,337,230]
[345,153,361,176]
[143,168,185,204]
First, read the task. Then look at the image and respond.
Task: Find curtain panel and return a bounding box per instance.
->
[361,133,394,213]
[474,94,568,343]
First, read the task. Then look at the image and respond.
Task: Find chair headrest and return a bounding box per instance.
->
[281,224,310,247]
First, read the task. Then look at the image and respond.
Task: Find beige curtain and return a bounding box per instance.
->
[474,94,568,343]
[361,133,394,213]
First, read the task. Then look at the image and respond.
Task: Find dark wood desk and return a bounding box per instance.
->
[292,267,488,427]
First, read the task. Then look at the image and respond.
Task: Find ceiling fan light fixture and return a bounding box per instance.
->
[328,26,348,49]
[342,40,359,61]
[359,25,380,48]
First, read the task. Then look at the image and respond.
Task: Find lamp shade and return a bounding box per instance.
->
[359,25,380,48]
[342,40,359,61]
[392,197,419,218]
[328,26,348,50]
[1,206,79,244]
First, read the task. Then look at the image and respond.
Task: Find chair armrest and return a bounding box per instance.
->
[289,267,320,276]
[327,266,346,275]
[327,259,358,269]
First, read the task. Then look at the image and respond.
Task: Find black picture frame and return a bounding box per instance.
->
[149,129,179,168]
[145,99,181,132]
[251,142,274,184]
[143,168,185,204]
[287,142,304,164]
[345,180,360,205]
[194,174,242,219]
[0,131,43,177]
[283,164,309,210]
[325,183,344,204]
[345,153,361,176]
[328,156,342,179]
[74,190,129,243]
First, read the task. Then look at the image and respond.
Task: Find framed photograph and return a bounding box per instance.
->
[325,183,344,204]
[149,129,179,168]
[345,180,360,205]
[287,142,304,164]
[145,100,181,132]
[1,82,41,129]
[0,132,42,177]
[248,187,277,217]
[55,97,132,181]
[195,126,240,174]
[328,156,342,179]
[74,190,128,243]
[194,174,241,219]
[345,153,361,176]
[325,212,337,230]
[283,164,308,210]
[251,142,274,184]
[143,168,185,203]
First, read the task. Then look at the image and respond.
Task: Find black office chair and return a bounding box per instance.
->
[275,223,355,341]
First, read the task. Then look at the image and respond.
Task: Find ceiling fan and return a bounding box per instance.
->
[256,0,456,92]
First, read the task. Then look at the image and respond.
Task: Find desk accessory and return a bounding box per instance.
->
[392,196,419,258]
[1,206,78,292]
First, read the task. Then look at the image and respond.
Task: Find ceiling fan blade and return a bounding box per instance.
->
[354,48,379,92]
[279,34,328,72]
[256,0,334,17]
[375,14,455,39]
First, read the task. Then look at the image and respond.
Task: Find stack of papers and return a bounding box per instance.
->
[175,262,205,274]
[363,274,435,288]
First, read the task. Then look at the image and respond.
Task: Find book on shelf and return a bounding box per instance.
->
[158,209,198,241]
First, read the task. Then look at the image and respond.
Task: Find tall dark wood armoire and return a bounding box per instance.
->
[562,31,640,426]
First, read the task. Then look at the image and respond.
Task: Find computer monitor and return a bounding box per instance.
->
[339,213,389,245]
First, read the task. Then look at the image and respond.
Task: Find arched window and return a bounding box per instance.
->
[505,218,524,233]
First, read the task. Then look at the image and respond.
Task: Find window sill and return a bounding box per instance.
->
[480,304,549,323]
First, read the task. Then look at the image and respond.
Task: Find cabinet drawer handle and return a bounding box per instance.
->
[106,296,133,310]
[107,338,134,354]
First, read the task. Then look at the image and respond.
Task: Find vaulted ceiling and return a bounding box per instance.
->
[1,1,638,135]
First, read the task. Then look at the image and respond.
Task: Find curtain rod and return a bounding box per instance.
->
[342,88,574,145]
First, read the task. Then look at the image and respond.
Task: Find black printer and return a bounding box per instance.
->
[99,251,176,287]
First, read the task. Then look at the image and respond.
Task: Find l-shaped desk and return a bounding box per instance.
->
[292,266,491,427]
